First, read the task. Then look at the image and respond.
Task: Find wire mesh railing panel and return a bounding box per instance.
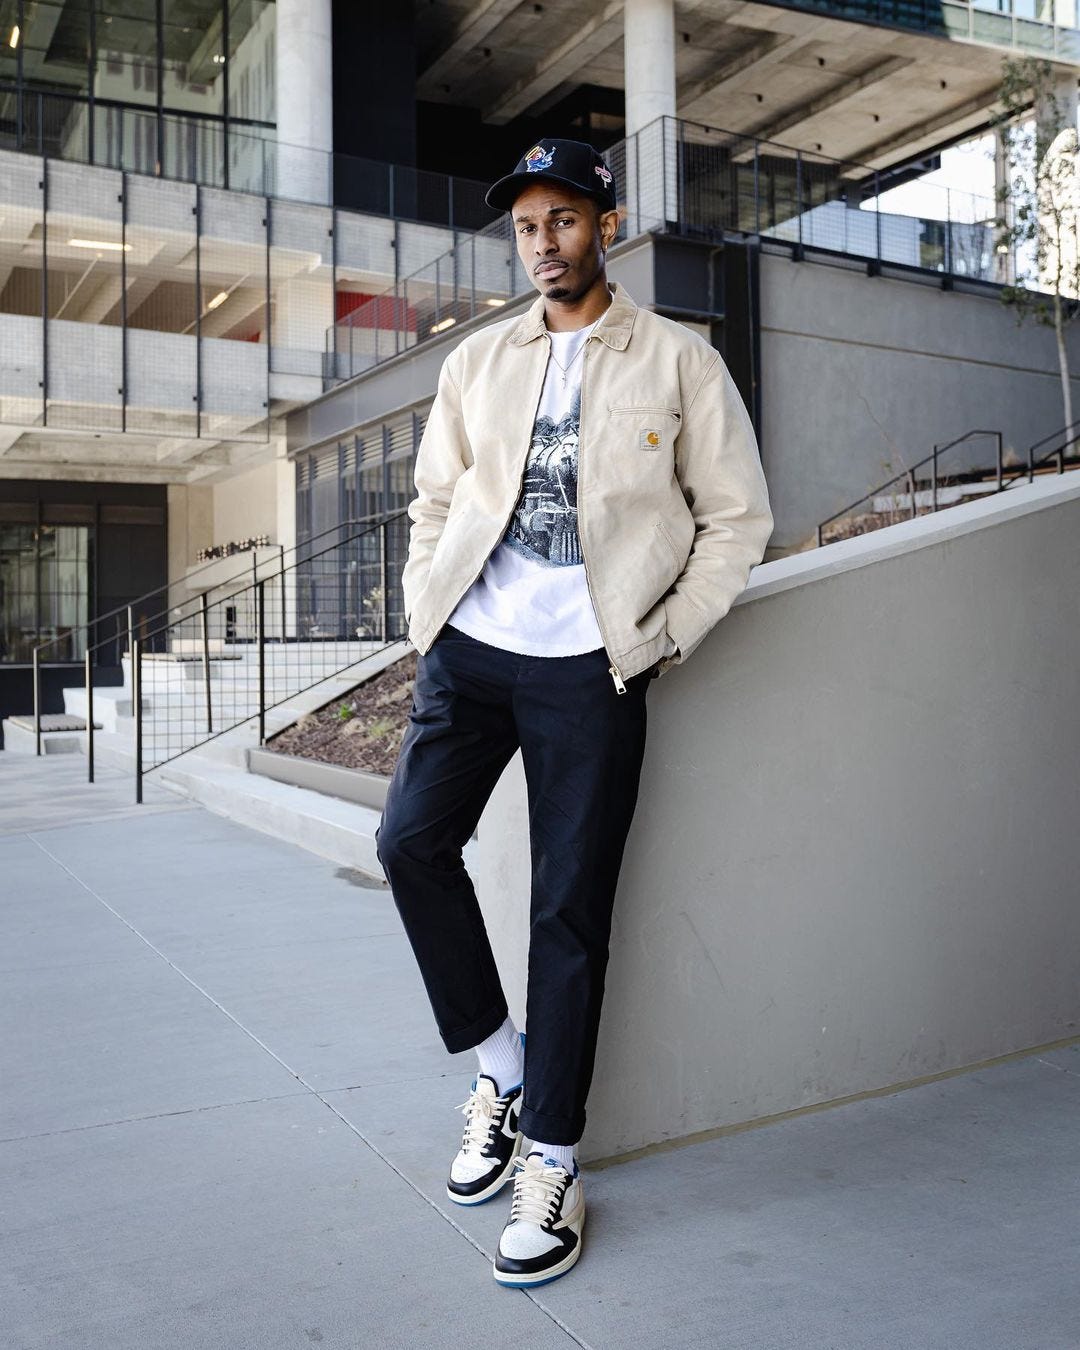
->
[269,199,334,378]
[44,158,125,431]
[0,153,45,426]
[198,184,270,441]
[131,514,411,780]
[124,173,200,437]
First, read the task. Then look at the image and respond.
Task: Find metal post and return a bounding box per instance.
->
[279,544,286,642]
[133,636,143,804]
[33,646,42,756]
[874,170,882,270]
[795,151,803,258]
[753,140,760,236]
[200,591,213,734]
[126,603,133,665]
[996,431,1003,492]
[257,580,266,745]
[932,445,939,513]
[908,470,917,520]
[380,520,389,642]
[85,649,94,783]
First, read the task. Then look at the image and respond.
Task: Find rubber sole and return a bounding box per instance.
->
[492,1212,586,1288]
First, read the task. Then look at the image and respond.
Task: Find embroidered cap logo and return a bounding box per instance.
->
[524,144,555,172]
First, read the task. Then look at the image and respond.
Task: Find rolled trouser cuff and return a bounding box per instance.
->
[440,1002,511,1055]
[518,1104,583,1147]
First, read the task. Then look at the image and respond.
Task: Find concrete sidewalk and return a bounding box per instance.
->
[2,757,1077,1350]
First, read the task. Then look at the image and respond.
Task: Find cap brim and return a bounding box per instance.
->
[485,170,614,212]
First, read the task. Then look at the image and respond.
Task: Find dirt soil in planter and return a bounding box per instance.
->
[267,652,417,778]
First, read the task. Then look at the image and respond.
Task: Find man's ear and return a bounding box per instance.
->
[599,207,620,251]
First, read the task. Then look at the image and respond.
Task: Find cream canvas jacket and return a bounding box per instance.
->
[400,280,774,692]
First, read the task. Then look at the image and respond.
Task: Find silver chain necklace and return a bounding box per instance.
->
[548,326,595,386]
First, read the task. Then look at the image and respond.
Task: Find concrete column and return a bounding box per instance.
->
[624,0,678,234]
[275,0,333,204]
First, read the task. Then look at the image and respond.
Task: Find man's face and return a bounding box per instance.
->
[510,182,619,303]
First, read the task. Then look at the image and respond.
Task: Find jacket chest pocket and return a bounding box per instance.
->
[608,405,682,454]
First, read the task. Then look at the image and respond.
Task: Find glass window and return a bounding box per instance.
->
[0,1,20,103]
[93,0,158,112]
[38,524,92,660]
[22,0,91,99]
[0,521,92,663]
[162,0,223,119]
[0,524,38,663]
[228,1,275,126]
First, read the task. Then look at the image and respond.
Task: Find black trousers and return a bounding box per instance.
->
[375,623,654,1145]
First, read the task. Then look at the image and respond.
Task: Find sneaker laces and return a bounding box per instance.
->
[454,1083,502,1154]
[507,1153,570,1227]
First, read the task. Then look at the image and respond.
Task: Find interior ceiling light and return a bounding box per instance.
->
[8,24,19,48]
[206,290,229,310]
[430,316,456,333]
[484,297,506,307]
[68,237,131,251]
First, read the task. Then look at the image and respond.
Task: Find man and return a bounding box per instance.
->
[375,138,773,1287]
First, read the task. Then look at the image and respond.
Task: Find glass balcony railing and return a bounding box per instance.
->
[759,0,1080,58]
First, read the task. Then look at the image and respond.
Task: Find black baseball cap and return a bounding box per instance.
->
[485,138,618,213]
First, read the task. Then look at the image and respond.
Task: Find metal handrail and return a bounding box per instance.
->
[815,420,1080,547]
[33,515,385,758]
[128,509,409,802]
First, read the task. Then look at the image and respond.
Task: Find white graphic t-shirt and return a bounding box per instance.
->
[446,321,607,656]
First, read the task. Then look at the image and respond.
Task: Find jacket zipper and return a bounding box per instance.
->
[578,336,627,694]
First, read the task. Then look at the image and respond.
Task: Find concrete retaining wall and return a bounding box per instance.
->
[476,473,1080,1161]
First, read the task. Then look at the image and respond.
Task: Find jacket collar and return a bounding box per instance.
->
[506,279,637,351]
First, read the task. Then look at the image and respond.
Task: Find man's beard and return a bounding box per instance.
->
[541,258,599,302]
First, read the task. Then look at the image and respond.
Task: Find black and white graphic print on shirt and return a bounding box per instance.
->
[504,391,584,567]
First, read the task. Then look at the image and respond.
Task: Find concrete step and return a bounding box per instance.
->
[63,686,149,732]
[2,718,87,755]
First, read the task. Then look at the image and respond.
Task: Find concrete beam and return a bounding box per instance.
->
[851,87,1005,171]
[484,0,624,126]
[729,55,916,163]
[418,0,523,94]
[677,31,797,117]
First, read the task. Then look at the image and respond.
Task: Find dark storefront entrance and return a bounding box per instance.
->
[0,481,167,748]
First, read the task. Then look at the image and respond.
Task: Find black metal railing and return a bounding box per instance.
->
[0,86,496,229]
[33,516,395,763]
[816,421,1080,547]
[124,510,409,802]
[326,114,1006,382]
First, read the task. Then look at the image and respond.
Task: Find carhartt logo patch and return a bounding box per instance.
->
[640,429,662,449]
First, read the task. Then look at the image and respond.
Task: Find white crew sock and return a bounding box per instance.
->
[475,1014,524,1094]
[530,1141,577,1173]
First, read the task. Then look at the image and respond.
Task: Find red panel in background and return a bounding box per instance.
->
[336,290,417,332]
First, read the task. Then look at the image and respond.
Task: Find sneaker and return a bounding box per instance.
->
[493,1150,586,1287]
[446,1073,524,1205]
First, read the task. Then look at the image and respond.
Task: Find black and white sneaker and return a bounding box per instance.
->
[445,1072,524,1206]
[493,1150,586,1287]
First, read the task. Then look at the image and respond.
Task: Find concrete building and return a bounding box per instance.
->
[1,0,1076,731]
